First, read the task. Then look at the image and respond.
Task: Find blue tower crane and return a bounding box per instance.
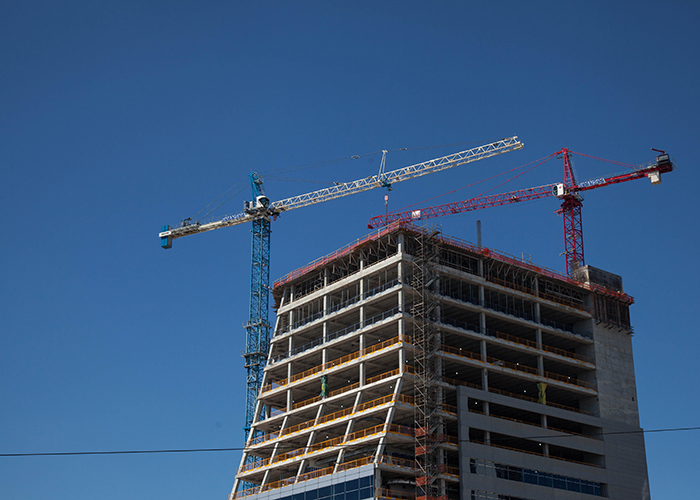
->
[158,136,524,444]
[243,173,271,440]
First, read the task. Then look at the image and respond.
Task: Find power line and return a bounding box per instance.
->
[0,447,244,458]
[3,426,699,458]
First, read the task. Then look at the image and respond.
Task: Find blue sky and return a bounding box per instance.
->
[1,1,698,499]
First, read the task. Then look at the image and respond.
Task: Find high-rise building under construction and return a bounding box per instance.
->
[231,222,650,500]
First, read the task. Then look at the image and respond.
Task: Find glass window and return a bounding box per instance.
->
[319,486,332,499]
[538,472,553,488]
[552,475,566,489]
[359,486,373,499]
[566,478,581,492]
[523,469,538,485]
[580,482,595,494]
[359,476,373,488]
[495,463,508,479]
[345,490,359,500]
[508,466,523,482]
[294,494,305,500]
[346,479,358,491]
[333,483,345,494]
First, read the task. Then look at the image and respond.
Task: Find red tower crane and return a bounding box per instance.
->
[367,149,675,276]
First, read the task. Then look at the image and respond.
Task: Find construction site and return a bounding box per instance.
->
[159,141,674,500]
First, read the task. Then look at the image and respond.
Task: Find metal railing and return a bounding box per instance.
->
[271,306,403,364]
[262,335,410,393]
[470,439,603,468]
[469,407,601,440]
[438,346,597,391]
[439,317,593,364]
[249,392,415,447]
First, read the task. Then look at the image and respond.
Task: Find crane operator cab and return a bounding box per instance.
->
[244,195,271,215]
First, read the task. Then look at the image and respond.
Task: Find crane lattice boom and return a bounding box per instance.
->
[367,150,675,276]
[158,136,524,446]
[159,136,523,245]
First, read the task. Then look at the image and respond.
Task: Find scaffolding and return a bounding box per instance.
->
[411,226,445,500]
[232,223,644,500]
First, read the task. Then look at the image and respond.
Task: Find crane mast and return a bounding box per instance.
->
[244,173,272,440]
[368,149,675,276]
[159,137,524,443]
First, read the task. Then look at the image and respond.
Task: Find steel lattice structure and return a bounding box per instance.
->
[158,137,524,444]
[368,149,675,277]
[243,216,271,440]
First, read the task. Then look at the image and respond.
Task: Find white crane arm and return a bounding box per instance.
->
[270,136,523,212]
[159,136,523,242]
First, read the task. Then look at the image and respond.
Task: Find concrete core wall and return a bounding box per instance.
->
[591,322,640,427]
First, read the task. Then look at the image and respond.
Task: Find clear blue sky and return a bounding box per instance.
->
[1,2,698,499]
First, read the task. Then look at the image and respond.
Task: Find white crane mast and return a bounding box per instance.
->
[159,136,523,242]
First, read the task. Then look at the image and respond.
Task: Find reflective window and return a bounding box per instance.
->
[469,459,603,497]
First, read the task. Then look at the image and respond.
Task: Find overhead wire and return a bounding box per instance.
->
[191,178,248,224]
[571,151,638,170]
[2,425,699,458]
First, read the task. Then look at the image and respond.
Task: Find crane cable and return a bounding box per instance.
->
[390,153,558,215]
[190,141,489,223]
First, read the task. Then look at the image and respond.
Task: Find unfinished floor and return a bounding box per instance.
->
[231,222,649,500]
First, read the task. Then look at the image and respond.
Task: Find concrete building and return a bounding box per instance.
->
[231,222,650,500]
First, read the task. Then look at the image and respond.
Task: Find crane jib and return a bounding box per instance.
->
[159,136,524,245]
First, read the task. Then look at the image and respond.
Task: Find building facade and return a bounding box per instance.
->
[231,223,650,500]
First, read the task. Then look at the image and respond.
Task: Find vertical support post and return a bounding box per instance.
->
[558,148,585,276]
[243,216,271,443]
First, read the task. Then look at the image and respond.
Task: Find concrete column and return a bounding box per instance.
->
[314,403,325,425]
[478,258,484,277]
[536,329,544,376]
[481,368,489,391]
[359,333,366,386]
[480,340,487,362]
[480,311,486,334]
[541,411,549,459]
[375,380,402,461]
[359,271,365,327]
[479,284,485,307]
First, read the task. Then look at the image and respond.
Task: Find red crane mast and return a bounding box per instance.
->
[367,149,675,276]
